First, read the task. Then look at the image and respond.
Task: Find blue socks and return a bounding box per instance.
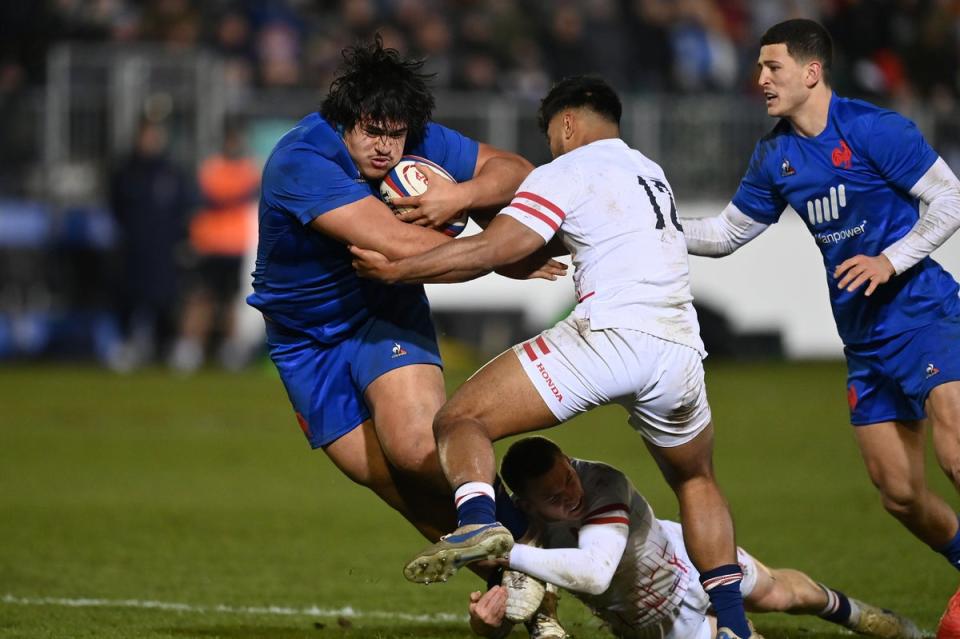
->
[454,481,497,526]
[700,564,751,638]
[817,584,853,625]
[934,515,960,570]
[453,479,529,537]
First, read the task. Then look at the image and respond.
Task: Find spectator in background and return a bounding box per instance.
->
[108,118,194,372]
[170,121,259,373]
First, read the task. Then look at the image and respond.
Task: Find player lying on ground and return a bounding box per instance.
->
[352,75,756,639]
[679,19,960,636]
[247,36,562,552]
[467,436,924,639]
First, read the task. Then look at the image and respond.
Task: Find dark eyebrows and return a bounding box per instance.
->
[362,123,408,137]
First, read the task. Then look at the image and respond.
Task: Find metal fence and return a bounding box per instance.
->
[23,43,958,205]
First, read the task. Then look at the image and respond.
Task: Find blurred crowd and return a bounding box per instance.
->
[2,0,960,368]
[2,0,960,102]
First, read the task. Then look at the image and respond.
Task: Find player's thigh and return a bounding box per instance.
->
[927,381,960,477]
[853,419,927,497]
[438,347,558,441]
[365,363,446,476]
[643,422,716,488]
[354,311,446,475]
[265,322,370,449]
[324,417,395,490]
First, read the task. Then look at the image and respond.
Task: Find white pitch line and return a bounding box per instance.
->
[1,594,465,624]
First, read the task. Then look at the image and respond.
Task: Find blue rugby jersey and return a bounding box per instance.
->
[247,113,479,345]
[732,94,960,345]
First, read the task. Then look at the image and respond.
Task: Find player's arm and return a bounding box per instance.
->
[836,158,960,295]
[836,112,960,295]
[350,214,548,284]
[506,516,629,596]
[467,586,513,639]
[310,195,451,260]
[395,143,534,227]
[884,158,960,273]
[683,202,770,257]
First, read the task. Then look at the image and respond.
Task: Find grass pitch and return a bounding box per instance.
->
[0,356,955,638]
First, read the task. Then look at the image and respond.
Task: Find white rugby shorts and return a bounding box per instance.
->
[513,314,712,448]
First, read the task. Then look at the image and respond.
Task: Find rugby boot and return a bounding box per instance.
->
[404,523,513,584]
[848,600,924,639]
[938,584,960,639]
[525,584,569,639]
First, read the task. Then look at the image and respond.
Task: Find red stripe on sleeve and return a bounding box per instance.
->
[585,503,629,519]
[516,191,566,220]
[510,202,560,232]
[522,342,538,361]
[584,516,630,526]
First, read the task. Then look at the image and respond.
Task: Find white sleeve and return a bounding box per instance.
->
[683,202,769,256]
[499,162,581,243]
[882,157,960,275]
[507,522,628,596]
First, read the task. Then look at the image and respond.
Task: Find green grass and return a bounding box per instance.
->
[0,357,955,638]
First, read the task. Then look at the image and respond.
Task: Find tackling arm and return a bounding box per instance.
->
[351,215,547,284]
[309,194,450,260]
[883,157,960,274]
[507,524,628,596]
[683,202,769,257]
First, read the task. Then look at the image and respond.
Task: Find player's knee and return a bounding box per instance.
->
[432,401,472,439]
[388,440,439,478]
[875,480,924,519]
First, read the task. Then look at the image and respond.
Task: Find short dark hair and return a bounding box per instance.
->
[537,75,622,135]
[501,436,565,496]
[760,19,833,82]
[321,34,435,145]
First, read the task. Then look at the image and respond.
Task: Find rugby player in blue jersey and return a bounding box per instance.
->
[681,19,960,635]
[246,37,561,551]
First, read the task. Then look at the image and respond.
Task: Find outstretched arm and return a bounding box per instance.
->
[506,524,628,596]
[683,202,769,257]
[836,157,960,296]
[351,215,548,284]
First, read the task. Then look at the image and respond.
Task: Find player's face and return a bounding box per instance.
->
[521,455,586,522]
[343,120,408,180]
[757,43,810,118]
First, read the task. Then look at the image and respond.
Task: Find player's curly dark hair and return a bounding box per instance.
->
[537,75,622,135]
[321,35,435,145]
[501,436,565,496]
[761,19,833,84]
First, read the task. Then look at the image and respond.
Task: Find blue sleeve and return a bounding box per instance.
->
[411,122,480,183]
[263,145,371,226]
[865,111,938,192]
[730,142,787,224]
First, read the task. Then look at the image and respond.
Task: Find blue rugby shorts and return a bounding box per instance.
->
[845,314,960,425]
[265,306,442,448]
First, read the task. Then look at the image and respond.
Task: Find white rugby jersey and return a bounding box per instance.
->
[500,138,704,355]
[540,459,709,638]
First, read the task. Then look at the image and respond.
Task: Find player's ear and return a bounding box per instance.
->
[804,60,823,88]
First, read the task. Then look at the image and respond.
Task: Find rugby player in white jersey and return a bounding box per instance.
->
[466,436,923,639]
[351,75,754,638]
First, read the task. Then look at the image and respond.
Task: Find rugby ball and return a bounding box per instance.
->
[379,155,469,237]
